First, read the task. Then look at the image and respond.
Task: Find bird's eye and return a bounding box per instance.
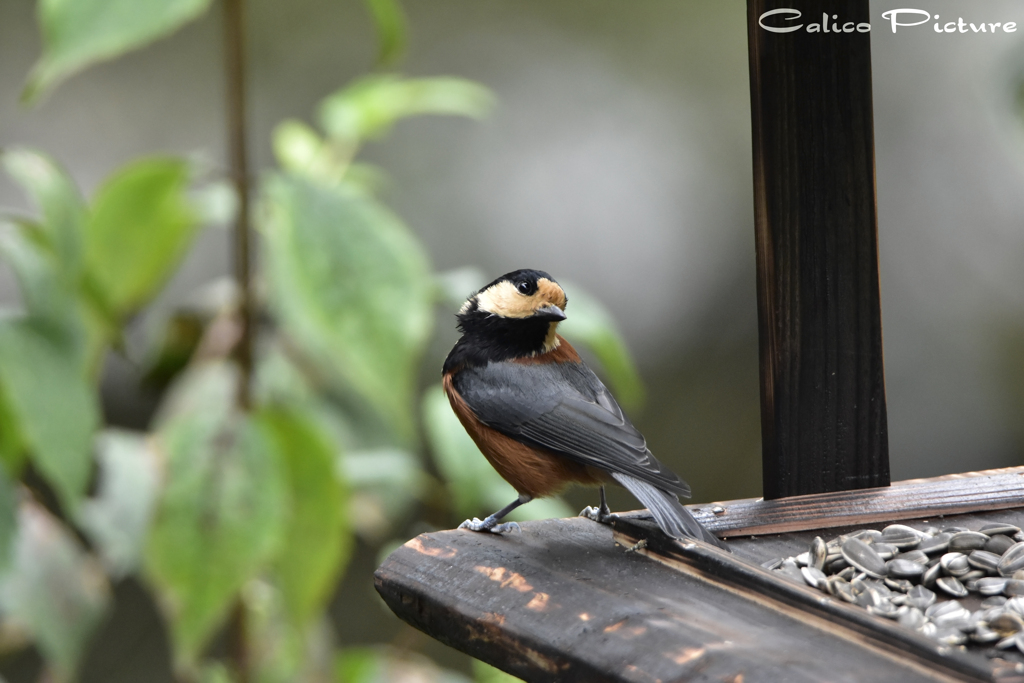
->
[516,281,530,294]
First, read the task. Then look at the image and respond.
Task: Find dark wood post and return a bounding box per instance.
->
[747,0,889,499]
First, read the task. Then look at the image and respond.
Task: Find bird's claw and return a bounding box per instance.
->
[458,518,521,534]
[579,506,618,525]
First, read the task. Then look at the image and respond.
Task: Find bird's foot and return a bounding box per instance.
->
[579,506,618,525]
[458,517,521,534]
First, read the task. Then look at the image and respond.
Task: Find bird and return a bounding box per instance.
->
[441,268,727,550]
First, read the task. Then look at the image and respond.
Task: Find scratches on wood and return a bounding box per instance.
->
[376,516,986,682]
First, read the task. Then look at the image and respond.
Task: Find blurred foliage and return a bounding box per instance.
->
[0,2,644,682]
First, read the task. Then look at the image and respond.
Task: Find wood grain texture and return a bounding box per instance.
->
[612,515,1017,683]
[376,519,975,683]
[747,0,889,498]
[660,466,1024,538]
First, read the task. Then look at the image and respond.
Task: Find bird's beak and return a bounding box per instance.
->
[534,304,567,321]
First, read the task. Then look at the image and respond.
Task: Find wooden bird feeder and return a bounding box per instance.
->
[375,1,1024,680]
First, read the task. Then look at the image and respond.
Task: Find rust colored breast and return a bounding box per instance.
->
[442,370,604,499]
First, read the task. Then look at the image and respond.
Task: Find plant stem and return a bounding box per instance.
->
[223,1,253,681]
[227,600,251,683]
[224,0,253,410]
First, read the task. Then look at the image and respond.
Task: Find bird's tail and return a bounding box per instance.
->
[612,472,729,551]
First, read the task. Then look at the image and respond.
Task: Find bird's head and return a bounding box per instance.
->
[455,269,568,356]
[459,269,567,321]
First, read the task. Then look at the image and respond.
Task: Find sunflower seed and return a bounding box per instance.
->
[810,536,827,571]
[885,578,914,593]
[867,602,900,619]
[940,552,970,576]
[922,562,942,588]
[972,626,1001,644]
[990,611,1024,636]
[1006,597,1024,616]
[996,635,1018,649]
[919,532,953,555]
[882,524,923,548]
[851,529,883,543]
[934,627,968,645]
[949,531,989,553]
[999,543,1024,577]
[778,558,804,583]
[968,550,1002,573]
[898,607,925,630]
[925,599,962,619]
[1005,580,1024,597]
[824,575,847,596]
[887,559,925,580]
[907,585,936,610]
[842,538,887,579]
[833,580,857,603]
[894,550,929,565]
[871,543,898,560]
[986,534,1016,556]
[931,604,970,627]
[981,523,1021,536]
[936,577,968,598]
[801,566,827,590]
[982,595,1009,608]
[975,577,1008,595]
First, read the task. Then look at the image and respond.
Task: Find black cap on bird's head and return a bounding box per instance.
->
[458,269,567,323]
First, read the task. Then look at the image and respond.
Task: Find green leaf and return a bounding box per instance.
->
[0,469,16,572]
[2,149,86,272]
[473,660,523,683]
[0,220,80,334]
[318,75,494,144]
[342,448,426,539]
[558,282,645,410]
[262,174,433,439]
[77,430,161,578]
[0,320,99,511]
[84,157,200,317]
[273,119,327,176]
[421,385,493,517]
[0,500,110,679]
[145,363,287,667]
[24,0,213,101]
[336,647,473,683]
[363,0,408,67]
[421,385,571,523]
[258,409,350,628]
[0,378,27,476]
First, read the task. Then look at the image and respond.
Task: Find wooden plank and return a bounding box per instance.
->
[376,518,980,683]
[669,466,1024,538]
[748,0,889,498]
[610,516,1015,683]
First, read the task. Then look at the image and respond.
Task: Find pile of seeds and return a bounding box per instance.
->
[763,522,1024,653]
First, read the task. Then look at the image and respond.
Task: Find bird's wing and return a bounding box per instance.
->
[452,360,691,497]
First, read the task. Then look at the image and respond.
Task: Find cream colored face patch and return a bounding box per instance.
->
[474,277,567,319]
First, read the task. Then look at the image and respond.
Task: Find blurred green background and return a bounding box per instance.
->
[0,0,1023,681]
